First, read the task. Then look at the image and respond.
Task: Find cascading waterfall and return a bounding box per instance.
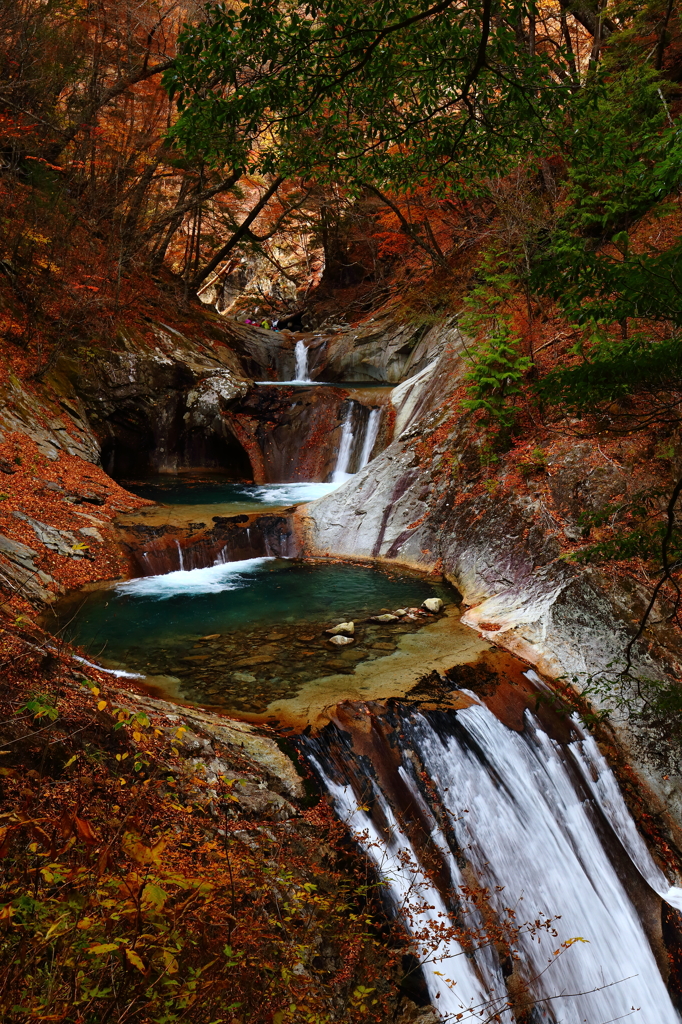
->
[175,539,184,570]
[332,403,382,482]
[304,699,682,1023]
[332,404,356,482]
[358,406,382,470]
[294,339,311,382]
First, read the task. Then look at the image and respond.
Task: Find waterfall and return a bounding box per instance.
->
[304,701,682,1023]
[294,339,311,382]
[332,405,356,482]
[358,407,381,470]
[175,539,184,570]
[332,404,381,483]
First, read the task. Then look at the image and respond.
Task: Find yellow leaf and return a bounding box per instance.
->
[133,731,142,742]
[162,949,178,974]
[125,947,146,972]
[122,832,167,867]
[77,917,93,930]
[97,700,107,711]
[89,942,119,954]
[91,687,100,696]
[64,755,77,768]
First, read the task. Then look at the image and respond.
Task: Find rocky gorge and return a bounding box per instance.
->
[2,290,682,1022]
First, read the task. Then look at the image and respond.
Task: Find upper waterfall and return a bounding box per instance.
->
[294,339,311,382]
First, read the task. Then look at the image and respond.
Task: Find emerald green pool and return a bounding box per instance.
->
[50,560,452,713]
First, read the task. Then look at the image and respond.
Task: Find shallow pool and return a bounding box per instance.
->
[50,560,453,713]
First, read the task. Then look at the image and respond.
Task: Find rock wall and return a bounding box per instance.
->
[218,304,455,383]
[72,322,253,479]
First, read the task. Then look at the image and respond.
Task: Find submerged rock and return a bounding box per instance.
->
[326,621,354,636]
[231,670,257,683]
[422,597,443,613]
[329,634,354,646]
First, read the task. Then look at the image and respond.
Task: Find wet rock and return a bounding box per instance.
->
[329,634,354,646]
[371,613,399,623]
[422,597,443,613]
[234,654,277,666]
[231,670,257,683]
[326,621,355,636]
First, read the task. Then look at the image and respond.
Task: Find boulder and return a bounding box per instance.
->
[231,670,257,683]
[329,635,354,646]
[422,597,443,613]
[326,621,354,636]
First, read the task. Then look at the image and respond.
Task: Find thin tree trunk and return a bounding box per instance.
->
[191,177,285,290]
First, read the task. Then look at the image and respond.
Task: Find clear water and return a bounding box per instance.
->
[122,477,342,507]
[53,560,448,687]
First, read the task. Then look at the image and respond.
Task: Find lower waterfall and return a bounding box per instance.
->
[304,698,682,1023]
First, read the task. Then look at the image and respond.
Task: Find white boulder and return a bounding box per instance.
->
[326,621,355,636]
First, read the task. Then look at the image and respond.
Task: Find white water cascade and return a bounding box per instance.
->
[358,406,382,470]
[294,339,311,382]
[306,700,682,1024]
[332,404,356,482]
[332,403,382,483]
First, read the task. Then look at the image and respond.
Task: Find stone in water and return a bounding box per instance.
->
[329,634,354,646]
[371,613,398,623]
[326,621,355,636]
[231,671,257,683]
[422,597,443,613]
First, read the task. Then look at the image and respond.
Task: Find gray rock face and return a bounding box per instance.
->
[13,511,91,559]
[0,532,55,602]
[75,322,253,479]
[215,304,459,383]
[0,374,100,464]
